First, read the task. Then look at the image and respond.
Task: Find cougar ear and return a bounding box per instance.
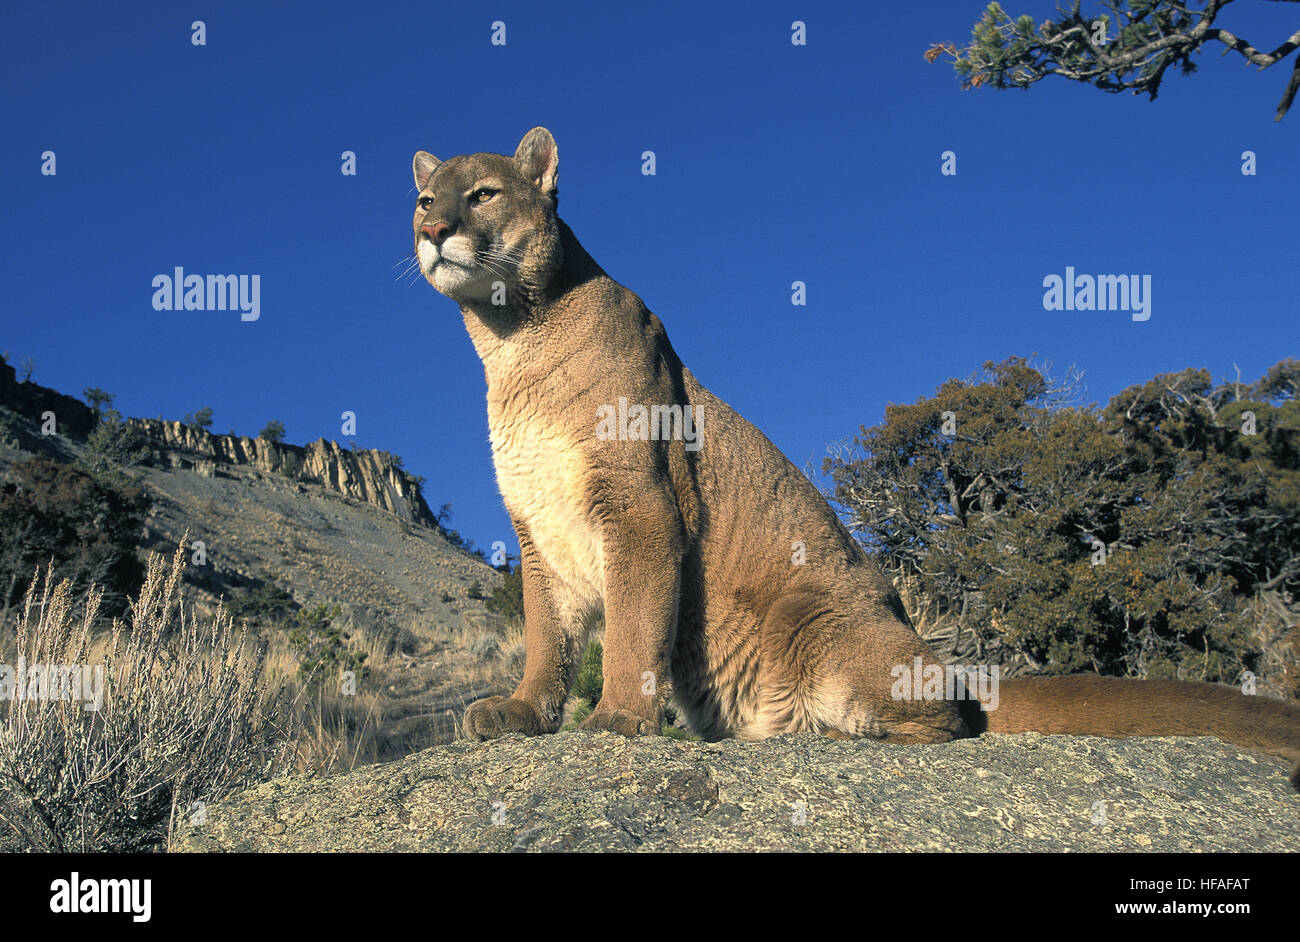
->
[413,151,440,191]
[513,127,558,200]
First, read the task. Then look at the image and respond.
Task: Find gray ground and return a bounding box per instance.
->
[173,731,1300,852]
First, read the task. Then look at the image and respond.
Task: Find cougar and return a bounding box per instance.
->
[412,127,1300,789]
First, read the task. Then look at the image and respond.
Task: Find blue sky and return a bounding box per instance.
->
[2,0,1296,557]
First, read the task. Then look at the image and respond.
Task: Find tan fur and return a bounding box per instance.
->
[412,129,1300,788]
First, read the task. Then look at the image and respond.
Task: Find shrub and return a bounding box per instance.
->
[824,358,1300,697]
[431,503,481,556]
[485,567,524,621]
[79,407,150,485]
[287,604,367,691]
[224,580,299,627]
[470,635,499,660]
[0,457,148,617]
[81,387,114,418]
[0,547,287,852]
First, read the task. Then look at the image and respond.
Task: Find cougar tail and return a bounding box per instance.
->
[964,674,1300,791]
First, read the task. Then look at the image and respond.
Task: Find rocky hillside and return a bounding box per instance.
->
[0,359,438,529]
[173,731,1300,852]
[0,360,517,760]
[0,360,499,621]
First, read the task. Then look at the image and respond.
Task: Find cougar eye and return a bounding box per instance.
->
[417,196,433,209]
[470,188,497,205]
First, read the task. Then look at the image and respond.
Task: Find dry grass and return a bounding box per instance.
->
[0,545,290,852]
[443,617,526,689]
[280,684,383,774]
[247,614,387,774]
[0,539,536,848]
[259,632,300,687]
[352,623,398,668]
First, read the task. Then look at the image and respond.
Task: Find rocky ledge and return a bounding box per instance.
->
[0,361,437,527]
[173,731,1300,852]
[126,418,436,526]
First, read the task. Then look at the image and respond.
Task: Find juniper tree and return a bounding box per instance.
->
[824,357,1300,697]
[82,387,114,419]
[928,1,1300,121]
[182,407,214,430]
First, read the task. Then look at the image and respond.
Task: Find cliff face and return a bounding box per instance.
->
[0,360,436,528]
[126,418,438,527]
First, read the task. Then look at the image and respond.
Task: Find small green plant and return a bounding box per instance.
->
[563,640,604,730]
[570,640,604,711]
[567,703,593,727]
[561,640,697,737]
[224,580,298,627]
[287,604,367,691]
[660,723,699,741]
[467,581,486,601]
[484,567,524,621]
[78,407,150,486]
[440,591,454,603]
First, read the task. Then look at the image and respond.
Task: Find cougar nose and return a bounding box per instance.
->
[421,222,452,245]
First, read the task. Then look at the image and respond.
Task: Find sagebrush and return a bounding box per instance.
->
[0,545,289,852]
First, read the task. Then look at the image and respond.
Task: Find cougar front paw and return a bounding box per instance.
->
[462,696,547,740]
[579,707,660,737]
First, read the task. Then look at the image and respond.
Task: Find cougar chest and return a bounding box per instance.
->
[488,405,603,616]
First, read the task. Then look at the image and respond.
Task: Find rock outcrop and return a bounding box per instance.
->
[173,731,1300,852]
[126,418,437,527]
[0,361,436,528]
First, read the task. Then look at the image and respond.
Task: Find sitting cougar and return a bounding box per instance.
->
[412,127,1300,789]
